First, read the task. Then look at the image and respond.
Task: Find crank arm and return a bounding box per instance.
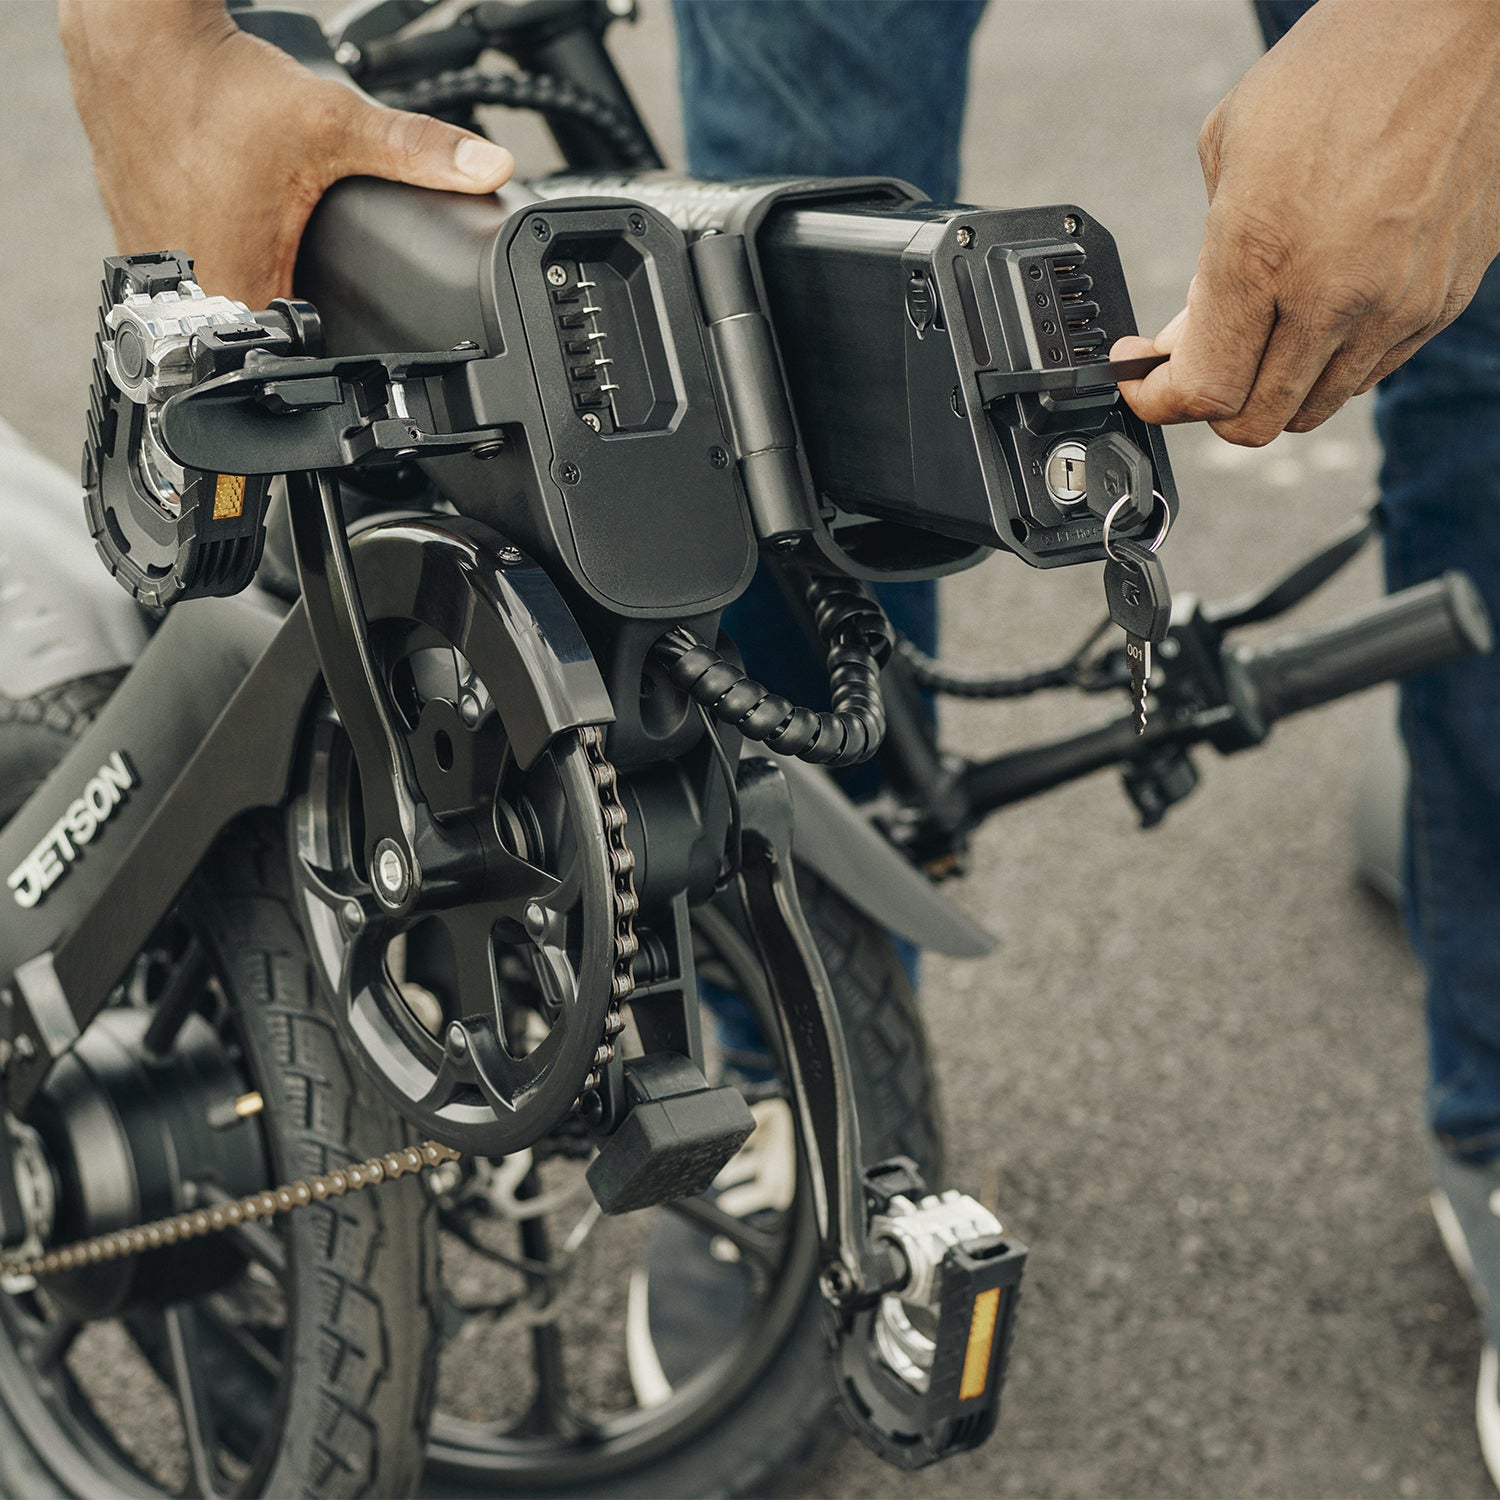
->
[731,756,899,1305]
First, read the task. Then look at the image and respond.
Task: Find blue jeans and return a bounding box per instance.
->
[1258,1,1500,1159]
[681,0,1500,1161]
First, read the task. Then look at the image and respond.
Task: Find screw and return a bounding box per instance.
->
[627,212,647,236]
[531,218,551,241]
[773,535,801,553]
[496,545,524,567]
[955,224,975,248]
[471,439,504,460]
[1063,213,1082,235]
[545,264,569,287]
[333,39,362,68]
[445,1022,469,1060]
[342,899,364,930]
[450,340,480,352]
[581,412,601,431]
[524,900,548,939]
[560,462,581,484]
[709,446,728,469]
[374,839,410,901]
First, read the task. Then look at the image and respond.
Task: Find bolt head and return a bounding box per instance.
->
[374,842,409,898]
[524,900,548,939]
[342,899,364,929]
[581,412,601,431]
[955,224,975,248]
[545,263,569,287]
[1063,213,1082,235]
[445,1022,469,1059]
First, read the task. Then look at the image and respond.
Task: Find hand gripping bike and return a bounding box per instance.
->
[0,2,1488,1495]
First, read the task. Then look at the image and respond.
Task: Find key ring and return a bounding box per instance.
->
[1101,490,1171,563]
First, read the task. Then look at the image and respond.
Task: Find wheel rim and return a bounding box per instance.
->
[423,900,820,1489]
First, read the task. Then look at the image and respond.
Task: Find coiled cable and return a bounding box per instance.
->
[654,572,894,769]
[378,66,659,171]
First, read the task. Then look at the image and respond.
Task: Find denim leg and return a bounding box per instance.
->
[674,1,977,1003]
[1376,259,1500,1162]
[673,0,987,202]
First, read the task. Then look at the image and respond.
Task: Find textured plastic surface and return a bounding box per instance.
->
[586,1053,755,1214]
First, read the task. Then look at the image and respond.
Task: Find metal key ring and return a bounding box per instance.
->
[1102,490,1171,563]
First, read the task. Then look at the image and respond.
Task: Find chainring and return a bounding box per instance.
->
[291,591,632,1159]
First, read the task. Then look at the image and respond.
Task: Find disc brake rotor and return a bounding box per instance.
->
[293,612,631,1159]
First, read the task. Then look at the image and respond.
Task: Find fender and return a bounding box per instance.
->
[0,518,610,1111]
[779,757,996,959]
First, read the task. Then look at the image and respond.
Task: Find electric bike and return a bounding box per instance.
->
[0,3,1487,1495]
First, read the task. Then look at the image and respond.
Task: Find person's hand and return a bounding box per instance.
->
[1114,0,1500,447]
[59,0,514,308]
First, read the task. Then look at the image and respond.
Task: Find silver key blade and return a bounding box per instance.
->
[1125,634,1151,734]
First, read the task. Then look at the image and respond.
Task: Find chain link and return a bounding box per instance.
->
[575,724,638,1099]
[0,1141,464,1281]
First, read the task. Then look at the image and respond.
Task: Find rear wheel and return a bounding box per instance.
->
[422,869,941,1500]
[0,678,440,1498]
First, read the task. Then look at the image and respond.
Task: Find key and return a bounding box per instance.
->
[1103,538,1172,734]
[1086,431,1155,532]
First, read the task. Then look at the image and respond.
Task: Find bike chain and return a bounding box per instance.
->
[0,727,639,1280]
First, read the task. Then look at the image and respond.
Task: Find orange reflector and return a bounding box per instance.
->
[212,474,247,520]
[958,1287,1003,1401]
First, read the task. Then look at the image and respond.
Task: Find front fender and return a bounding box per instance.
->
[778,757,996,959]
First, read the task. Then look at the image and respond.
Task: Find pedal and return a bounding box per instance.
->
[832,1158,1028,1469]
[585,1054,755,1214]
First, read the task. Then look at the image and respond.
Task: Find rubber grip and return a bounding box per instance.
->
[1235,571,1493,724]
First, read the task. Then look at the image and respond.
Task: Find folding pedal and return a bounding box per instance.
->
[832,1158,1028,1469]
[585,1053,755,1214]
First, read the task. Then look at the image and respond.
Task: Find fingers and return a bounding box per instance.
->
[324,90,514,194]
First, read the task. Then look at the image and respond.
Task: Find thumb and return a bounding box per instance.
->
[330,93,515,193]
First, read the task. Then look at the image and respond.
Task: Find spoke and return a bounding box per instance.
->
[163,1306,225,1500]
[666,1195,785,1278]
[516,1169,581,1438]
[195,1185,288,1283]
[142,937,211,1056]
[198,1301,282,1382]
[28,1315,80,1375]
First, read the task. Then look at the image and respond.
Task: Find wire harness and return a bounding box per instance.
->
[655,571,893,769]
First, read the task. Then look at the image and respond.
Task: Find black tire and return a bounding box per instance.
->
[0,674,122,823]
[425,866,941,1500]
[0,678,441,1498]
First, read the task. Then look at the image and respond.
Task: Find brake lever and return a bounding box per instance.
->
[1204,505,1379,631]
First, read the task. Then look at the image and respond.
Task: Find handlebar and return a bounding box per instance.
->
[956,571,1493,824]
[1232,571,1491,722]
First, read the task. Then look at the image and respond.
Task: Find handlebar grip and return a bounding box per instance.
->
[1234,571,1493,725]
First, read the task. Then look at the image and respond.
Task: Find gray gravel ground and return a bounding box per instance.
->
[0,0,1491,1496]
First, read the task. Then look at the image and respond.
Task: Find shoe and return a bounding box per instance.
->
[1429,1147,1500,1492]
[625,1097,796,1406]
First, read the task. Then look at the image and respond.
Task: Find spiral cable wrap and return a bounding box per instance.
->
[654,571,893,769]
[378,67,660,170]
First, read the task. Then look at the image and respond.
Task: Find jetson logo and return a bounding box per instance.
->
[7,752,137,909]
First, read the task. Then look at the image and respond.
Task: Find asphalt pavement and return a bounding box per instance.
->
[0,1,1490,1496]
